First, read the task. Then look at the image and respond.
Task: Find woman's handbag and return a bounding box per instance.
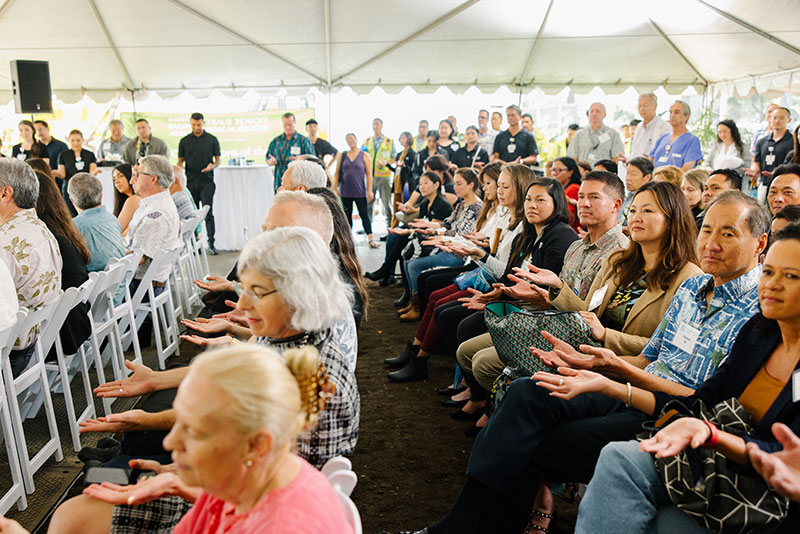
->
[642,398,790,533]
[454,265,494,293]
[483,302,598,408]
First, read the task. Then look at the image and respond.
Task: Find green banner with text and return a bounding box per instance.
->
[120,109,315,164]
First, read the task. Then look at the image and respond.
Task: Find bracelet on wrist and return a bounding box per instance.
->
[626,382,632,408]
[701,421,719,448]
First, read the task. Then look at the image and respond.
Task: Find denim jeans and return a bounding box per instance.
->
[405,252,465,293]
[575,440,711,534]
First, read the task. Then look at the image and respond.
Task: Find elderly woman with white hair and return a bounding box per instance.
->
[13,345,353,534]
[49,227,359,534]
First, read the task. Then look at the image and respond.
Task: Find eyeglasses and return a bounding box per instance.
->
[551,167,568,174]
[241,286,279,301]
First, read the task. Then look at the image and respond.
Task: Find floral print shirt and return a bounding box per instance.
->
[0,209,62,348]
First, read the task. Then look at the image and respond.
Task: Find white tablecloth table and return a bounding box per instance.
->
[213,165,274,251]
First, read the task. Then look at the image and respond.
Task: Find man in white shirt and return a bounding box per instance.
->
[567,103,624,164]
[477,109,497,155]
[624,92,671,161]
[125,155,182,285]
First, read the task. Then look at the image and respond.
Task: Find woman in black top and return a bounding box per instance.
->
[452,126,490,170]
[56,129,97,215]
[413,132,449,184]
[11,120,48,162]
[438,119,461,161]
[365,172,453,285]
[33,171,92,359]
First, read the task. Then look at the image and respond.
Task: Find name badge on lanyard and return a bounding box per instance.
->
[765,147,776,167]
[588,284,609,312]
[290,146,301,156]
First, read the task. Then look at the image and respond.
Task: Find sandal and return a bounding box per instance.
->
[369,240,380,248]
[525,509,556,533]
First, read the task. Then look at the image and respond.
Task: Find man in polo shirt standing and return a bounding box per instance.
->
[362,118,397,229]
[266,112,316,192]
[492,105,538,165]
[748,106,794,202]
[568,102,623,165]
[649,100,702,172]
[413,120,429,153]
[178,113,221,254]
[476,110,497,155]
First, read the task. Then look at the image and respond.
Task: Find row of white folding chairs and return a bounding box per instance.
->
[172,207,212,321]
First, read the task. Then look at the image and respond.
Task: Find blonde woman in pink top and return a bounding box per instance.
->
[0,344,351,534]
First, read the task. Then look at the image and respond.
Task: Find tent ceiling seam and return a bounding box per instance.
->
[86,0,134,90]
[165,0,326,85]
[323,0,332,87]
[518,0,556,85]
[330,0,481,85]
[0,0,16,19]
[695,0,800,58]
[648,19,708,86]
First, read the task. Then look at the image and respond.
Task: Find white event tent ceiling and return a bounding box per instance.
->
[1,0,799,103]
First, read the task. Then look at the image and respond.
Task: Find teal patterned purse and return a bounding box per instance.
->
[483,302,599,408]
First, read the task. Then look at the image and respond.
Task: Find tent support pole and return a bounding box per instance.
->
[86,0,134,90]
[165,0,326,85]
[331,0,481,85]
[695,0,800,58]
[0,0,17,19]
[323,0,332,87]
[518,0,556,84]
[648,19,708,87]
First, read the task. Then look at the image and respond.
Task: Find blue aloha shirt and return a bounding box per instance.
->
[266,132,315,189]
[642,265,762,390]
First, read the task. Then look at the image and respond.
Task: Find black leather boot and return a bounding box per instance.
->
[387,355,429,382]
[384,341,419,368]
[393,288,411,308]
[364,267,387,282]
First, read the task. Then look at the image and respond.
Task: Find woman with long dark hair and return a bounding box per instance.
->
[112,163,140,236]
[11,120,48,162]
[706,119,750,193]
[33,171,92,358]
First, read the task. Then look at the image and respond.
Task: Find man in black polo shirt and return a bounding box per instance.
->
[178,112,221,254]
[748,106,793,201]
[491,105,538,164]
[305,118,338,171]
[33,120,68,175]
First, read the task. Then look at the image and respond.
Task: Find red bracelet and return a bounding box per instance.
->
[701,421,719,448]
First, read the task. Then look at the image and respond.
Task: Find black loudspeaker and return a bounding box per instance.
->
[10,60,53,114]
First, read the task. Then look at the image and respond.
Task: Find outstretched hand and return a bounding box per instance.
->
[180,334,233,347]
[533,367,611,400]
[193,275,234,293]
[79,409,150,434]
[748,423,800,501]
[83,472,184,506]
[500,274,551,306]
[640,417,711,457]
[457,287,502,311]
[510,266,561,289]
[94,361,155,398]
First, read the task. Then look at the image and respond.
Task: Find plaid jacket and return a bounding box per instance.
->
[257,327,360,468]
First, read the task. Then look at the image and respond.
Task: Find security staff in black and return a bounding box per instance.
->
[178,112,221,254]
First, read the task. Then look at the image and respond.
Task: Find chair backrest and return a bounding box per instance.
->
[37,287,81,356]
[327,469,358,497]
[335,488,363,534]
[321,456,353,478]
[112,250,144,288]
[130,249,182,306]
[0,309,28,361]
[12,301,60,358]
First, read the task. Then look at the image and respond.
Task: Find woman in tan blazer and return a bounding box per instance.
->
[540,180,703,355]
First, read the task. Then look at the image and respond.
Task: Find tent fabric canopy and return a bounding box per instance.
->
[1,0,799,103]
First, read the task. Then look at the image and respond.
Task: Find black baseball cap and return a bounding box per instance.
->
[305,118,318,126]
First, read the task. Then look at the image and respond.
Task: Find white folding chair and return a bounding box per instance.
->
[0,320,27,514]
[192,205,211,277]
[111,251,145,371]
[327,469,358,497]
[321,456,353,478]
[82,268,120,416]
[121,249,182,370]
[43,278,99,452]
[177,215,204,313]
[335,488,363,534]
[1,305,64,493]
